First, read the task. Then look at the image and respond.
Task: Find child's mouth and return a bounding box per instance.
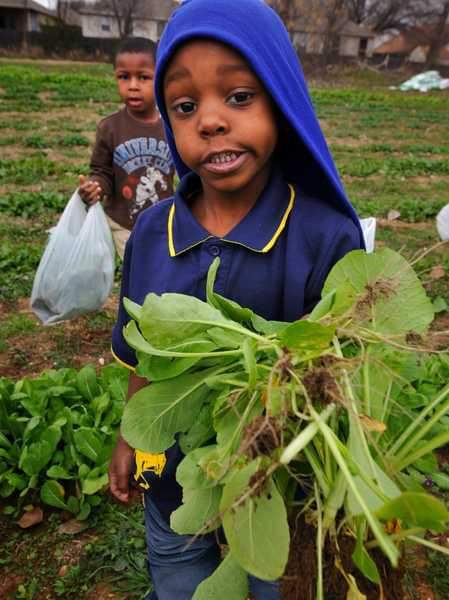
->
[204,151,247,174]
[128,98,143,107]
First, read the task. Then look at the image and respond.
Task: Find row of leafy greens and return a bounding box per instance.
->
[0,364,128,519]
[121,248,449,599]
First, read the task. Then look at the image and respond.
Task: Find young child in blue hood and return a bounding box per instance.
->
[110,1,365,598]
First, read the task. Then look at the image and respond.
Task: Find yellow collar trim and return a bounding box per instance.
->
[168,202,176,257]
[260,184,295,253]
[111,346,136,372]
[167,184,296,257]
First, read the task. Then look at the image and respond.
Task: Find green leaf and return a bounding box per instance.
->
[376,492,449,531]
[323,248,434,335]
[77,501,91,521]
[46,465,73,480]
[77,366,100,401]
[20,426,62,476]
[279,321,335,355]
[171,486,222,534]
[432,472,449,491]
[308,289,336,321]
[0,432,12,449]
[352,519,380,585]
[221,461,289,580]
[139,292,232,349]
[74,429,103,463]
[67,495,80,515]
[81,472,108,495]
[193,552,249,600]
[123,297,142,321]
[176,446,218,490]
[125,320,220,359]
[242,339,257,388]
[179,404,215,454]
[433,296,448,313]
[121,367,222,453]
[40,480,68,510]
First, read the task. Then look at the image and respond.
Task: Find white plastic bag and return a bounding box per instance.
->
[360,217,376,254]
[31,190,115,324]
[436,204,449,242]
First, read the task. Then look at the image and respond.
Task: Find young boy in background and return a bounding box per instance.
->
[79,37,175,259]
[109,1,365,598]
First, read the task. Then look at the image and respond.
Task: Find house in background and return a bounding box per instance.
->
[291,18,375,59]
[373,26,449,67]
[0,0,56,33]
[67,0,177,41]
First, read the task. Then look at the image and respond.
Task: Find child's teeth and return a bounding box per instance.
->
[211,152,238,164]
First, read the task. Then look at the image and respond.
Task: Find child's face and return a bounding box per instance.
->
[163,40,278,197]
[115,52,156,120]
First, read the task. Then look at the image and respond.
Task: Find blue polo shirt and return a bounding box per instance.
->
[112,167,362,520]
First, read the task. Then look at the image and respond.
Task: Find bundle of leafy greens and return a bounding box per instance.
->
[120,248,449,599]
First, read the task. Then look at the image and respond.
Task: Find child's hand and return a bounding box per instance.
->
[79,174,102,205]
[108,435,138,503]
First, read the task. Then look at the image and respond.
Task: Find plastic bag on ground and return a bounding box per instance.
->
[436,204,449,241]
[391,71,449,93]
[31,190,115,324]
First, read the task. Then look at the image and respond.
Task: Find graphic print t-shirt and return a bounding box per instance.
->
[90,108,174,230]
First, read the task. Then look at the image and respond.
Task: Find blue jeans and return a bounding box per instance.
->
[144,495,280,600]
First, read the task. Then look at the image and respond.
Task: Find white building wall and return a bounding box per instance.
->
[80,15,159,40]
[339,36,359,57]
[81,14,120,38]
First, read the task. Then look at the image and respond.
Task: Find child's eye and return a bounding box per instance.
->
[117,73,129,80]
[140,74,152,81]
[228,91,254,105]
[173,101,197,115]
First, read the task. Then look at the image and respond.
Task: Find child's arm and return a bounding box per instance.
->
[79,120,114,205]
[79,174,102,205]
[108,372,148,503]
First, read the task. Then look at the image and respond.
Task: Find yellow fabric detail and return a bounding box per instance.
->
[111,346,136,372]
[134,450,167,490]
[260,184,296,253]
[168,202,176,257]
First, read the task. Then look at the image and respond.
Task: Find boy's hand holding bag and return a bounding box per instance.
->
[31,189,115,325]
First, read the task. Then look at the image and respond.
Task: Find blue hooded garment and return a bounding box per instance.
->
[155,0,364,243]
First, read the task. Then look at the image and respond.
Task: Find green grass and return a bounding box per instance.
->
[0,314,37,351]
[0,498,151,599]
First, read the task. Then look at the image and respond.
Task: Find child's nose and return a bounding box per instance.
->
[198,107,229,137]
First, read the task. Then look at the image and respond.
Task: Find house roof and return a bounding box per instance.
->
[0,0,55,15]
[78,0,176,21]
[374,24,449,55]
[291,17,374,38]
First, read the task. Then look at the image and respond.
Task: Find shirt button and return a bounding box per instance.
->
[209,245,220,256]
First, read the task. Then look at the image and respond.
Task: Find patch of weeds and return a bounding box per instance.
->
[0,239,44,300]
[24,134,48,149]
[0,314,37,345]
[0,155,61,185]
[0,190,66,218]
[425,550,449,599]
[80,498,152,598]
[57,134,90,147]
[89,311,115,330]
[0,136,17,147]
[339,156,449,178]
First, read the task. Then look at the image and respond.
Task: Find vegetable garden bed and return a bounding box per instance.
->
[0,60,448,598]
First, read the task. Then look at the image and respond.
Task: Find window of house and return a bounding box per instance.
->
[359,38,368,58]
[30,12,39,32]
[101,16,111,32]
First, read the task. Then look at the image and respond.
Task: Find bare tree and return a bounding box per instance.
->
[110,0,139,38]
[425,0,449,66]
